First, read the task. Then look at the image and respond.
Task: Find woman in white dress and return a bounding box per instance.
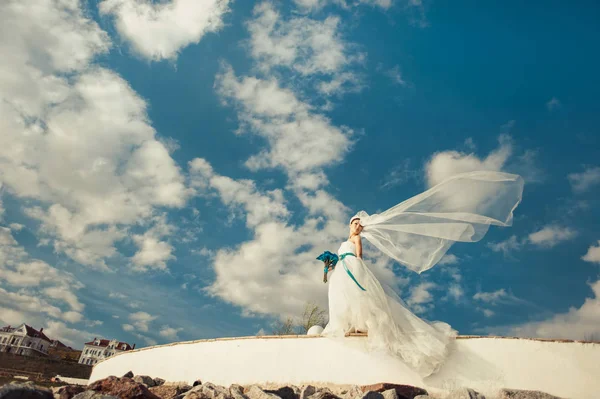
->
[321,171,524,377]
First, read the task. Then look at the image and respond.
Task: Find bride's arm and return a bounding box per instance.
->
[352,235,363,259]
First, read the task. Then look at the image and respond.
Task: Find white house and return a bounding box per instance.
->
[79,338,134,365]
[0,323,52,357]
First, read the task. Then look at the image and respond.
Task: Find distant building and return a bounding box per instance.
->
[0,323,52,357]
[79,338,135,365]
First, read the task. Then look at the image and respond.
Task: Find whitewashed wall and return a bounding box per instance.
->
[90,336,599,399]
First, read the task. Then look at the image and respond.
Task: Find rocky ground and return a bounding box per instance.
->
[0,372,564,399]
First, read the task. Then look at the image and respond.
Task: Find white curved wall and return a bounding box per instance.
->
[90,335,599,399]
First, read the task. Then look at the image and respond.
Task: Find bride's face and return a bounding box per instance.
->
[350,219,362,235]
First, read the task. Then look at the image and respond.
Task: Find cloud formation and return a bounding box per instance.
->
[0,0,189,271]
[99,0,231,61]
[568,166,600,194]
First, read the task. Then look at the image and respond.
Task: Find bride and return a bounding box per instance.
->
[321,171,524,377]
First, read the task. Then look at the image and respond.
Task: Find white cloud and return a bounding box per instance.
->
[426,136,513,187]
[473,288,532,308]
[383,65,407,86]
[122,324,135,332]
[131,214,176,271]
[190,159,290,227]
[494,280,600,341]
[487,235,523,257]
[0,227,86,325]
[215,65,354,179]
[446,284,464,302]
[380,159,420,190]
[568,166,600,194]
[128,311,157,332]
[248,1,364,93]
[0,0,190,271]
[99,0,231,61]
[9,223,25,231]
[528,226,577,248]
[159,325,183,340]
[438,254,459,265]
[293,0,398,12]
[473,288,510,304]
[43,320,99,349]
[546,97,561,111]
[488,225,576,256]
[582,241,600,264]
[407,282,436,314]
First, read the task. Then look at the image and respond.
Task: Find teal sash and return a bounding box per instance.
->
[339,252,367,291]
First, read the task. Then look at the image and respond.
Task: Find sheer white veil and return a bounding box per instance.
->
[353,171,524,274]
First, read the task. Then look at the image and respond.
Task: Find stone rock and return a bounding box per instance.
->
[57,385,87,399]
[497,389,563,399]
[123,372,135,379]
[359,384,427,399]
[245,386,280,399]
[134,376,156,388]
[149,385,190,399]
[72,391,119,399]
[361,393,383,399]
[264,387,298,399]
[153,379,166,387]
[381,390,398,399]
[306,388,339,399]
[88,376,161,399]
[300,386,317,399]
[0,383,54,399]
[228,385,247,399]
[341,386,362,399]
[184,383,231,399]
[444,388,486,399]
[192,381,202,388]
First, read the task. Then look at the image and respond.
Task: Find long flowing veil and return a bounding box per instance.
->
[356,171,524,274]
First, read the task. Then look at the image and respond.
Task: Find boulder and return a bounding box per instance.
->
[57,385,87,399]
[123,372,134,379]
[245,386,279,399]
[153,379,166,387]
[229,385,247,399]
[0,383,53,399]
[149,385,191,399]
[306,388,339,399]
[360,393,383,399]
[359,384,427,399]
[497,389,563,399]
[444,388,486,399]
[133,376,156,388]
[341,386,362,399]
[264,387,299,399]
[300,386,317,399]
[184,383,231,399]
[88,376,160,399]
[72,391,119,399]
[381,390,398,399]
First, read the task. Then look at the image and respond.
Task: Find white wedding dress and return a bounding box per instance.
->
[322,240,456,377]
[320,171,525,377]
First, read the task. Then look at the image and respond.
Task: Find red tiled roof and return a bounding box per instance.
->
[1,324,51,342]
[24,325,51,342]
[84,339,133,350]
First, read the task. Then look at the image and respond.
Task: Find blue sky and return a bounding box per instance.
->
[1,0,599,349]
